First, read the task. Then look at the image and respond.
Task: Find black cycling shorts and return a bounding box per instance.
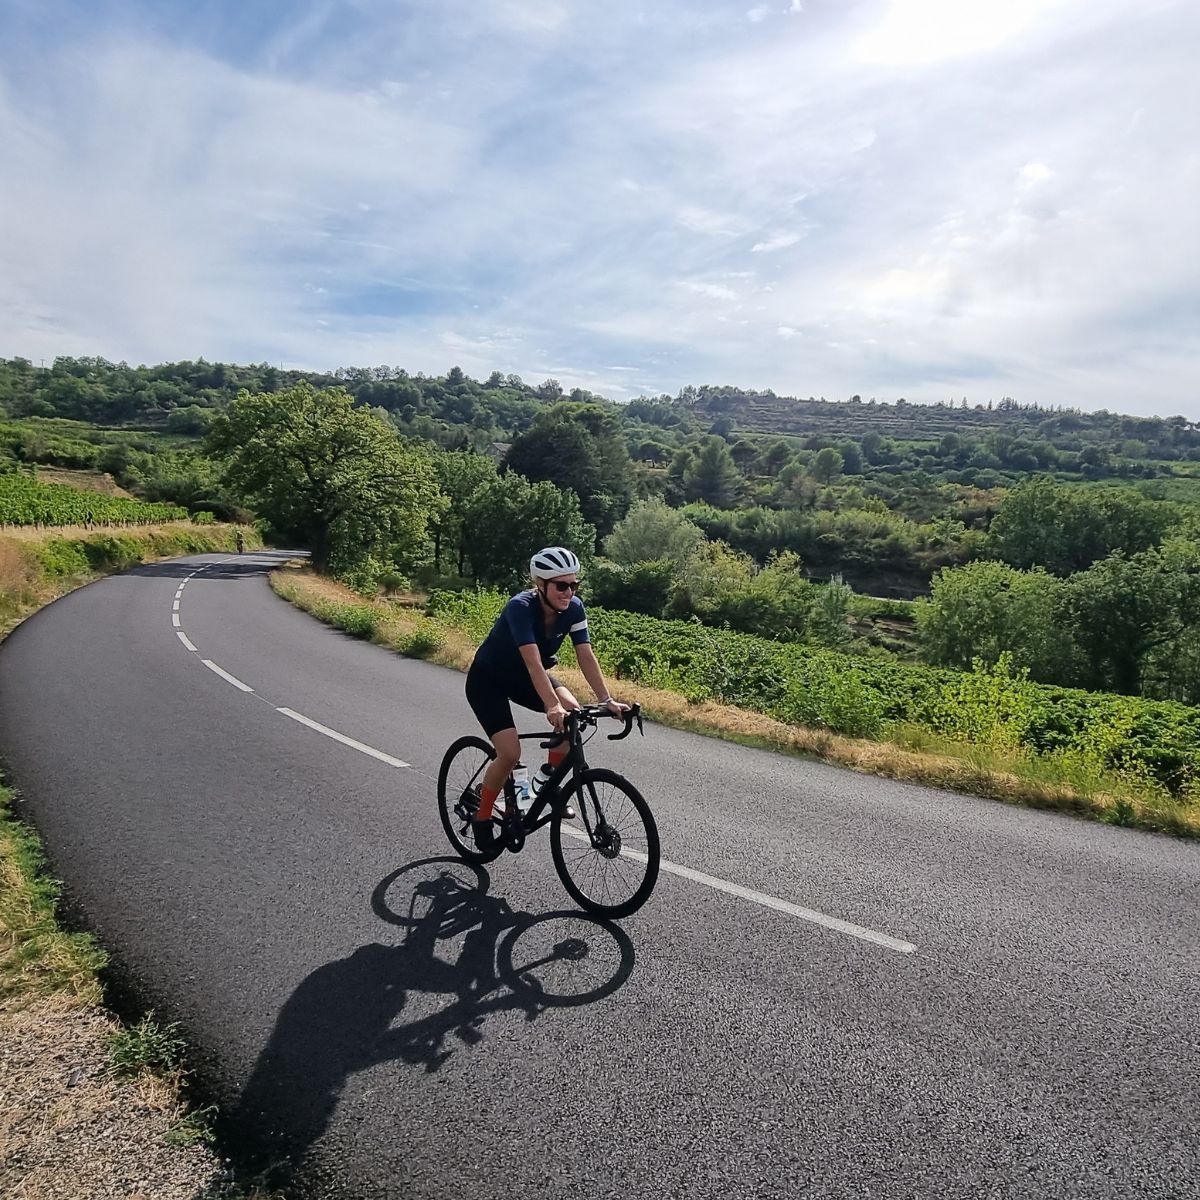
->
[466,663,563,738]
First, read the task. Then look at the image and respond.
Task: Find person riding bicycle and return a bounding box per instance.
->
[465,546,628,849]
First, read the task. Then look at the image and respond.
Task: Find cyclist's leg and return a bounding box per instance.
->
[504,673,575,816]
[481,727,520,804]
[545,679,577,816]
[465,669,520,838]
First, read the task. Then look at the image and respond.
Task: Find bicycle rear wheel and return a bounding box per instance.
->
[437,735,496,863]
[551,768,660,919]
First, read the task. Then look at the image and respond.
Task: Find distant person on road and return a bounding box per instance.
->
[465,546,627,850]
[235,529,245,554]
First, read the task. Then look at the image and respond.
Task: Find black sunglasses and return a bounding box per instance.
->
[549,580,580,594]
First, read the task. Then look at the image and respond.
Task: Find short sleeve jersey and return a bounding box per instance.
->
[472,590,590,675]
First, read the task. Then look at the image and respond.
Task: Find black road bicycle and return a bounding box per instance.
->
[437,704,661,919]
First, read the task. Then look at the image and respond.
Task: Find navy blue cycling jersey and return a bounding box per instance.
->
[472,590,590,676]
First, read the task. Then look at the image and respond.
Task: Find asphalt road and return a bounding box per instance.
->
[1,551,1198,1200]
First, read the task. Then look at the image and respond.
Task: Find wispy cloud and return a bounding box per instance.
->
[0,0,1197,416]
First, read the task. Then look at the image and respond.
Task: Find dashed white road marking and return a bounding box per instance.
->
[202,659,254,692]
[171,613,181,627]
[277,708,411,768]
[177,631,198,652]
[172,599,180,611]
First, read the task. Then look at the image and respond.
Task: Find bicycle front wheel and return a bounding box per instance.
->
[437,735,496,863]
[551,768,660,919]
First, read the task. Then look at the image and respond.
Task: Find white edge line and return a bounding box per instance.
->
[277,707,410,769]
[560,827,916,954]
[171,613,181,627]
[176,631,197,652]
[201,659,254,692]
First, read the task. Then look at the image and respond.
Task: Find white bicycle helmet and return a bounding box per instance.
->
[530,546,581,579]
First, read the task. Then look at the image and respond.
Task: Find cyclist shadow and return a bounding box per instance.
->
[226,857,635,1185]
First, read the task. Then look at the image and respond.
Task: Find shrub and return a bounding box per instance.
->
[398,620,442,659]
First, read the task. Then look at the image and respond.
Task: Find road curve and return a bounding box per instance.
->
[1,552,1197,1199]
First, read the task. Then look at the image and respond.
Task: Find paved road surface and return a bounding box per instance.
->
[1,552,1197,1199]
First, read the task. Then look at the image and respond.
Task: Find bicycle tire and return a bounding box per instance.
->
[437,735,498,864]
[550,768,660,919]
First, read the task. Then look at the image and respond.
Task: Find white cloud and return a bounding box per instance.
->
[0,0,1198,415]
[752,232,804,253]
[680,281,742,302]
[850,0,1074,68]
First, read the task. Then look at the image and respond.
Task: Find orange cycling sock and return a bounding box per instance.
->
[475,784,500,822]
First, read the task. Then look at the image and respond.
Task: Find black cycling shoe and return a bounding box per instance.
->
[472,819,497,850]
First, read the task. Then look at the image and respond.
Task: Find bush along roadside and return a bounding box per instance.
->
[0,526,280,1199]
[271,571,1199,837]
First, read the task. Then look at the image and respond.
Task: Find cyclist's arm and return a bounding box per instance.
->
[575,643,625,710]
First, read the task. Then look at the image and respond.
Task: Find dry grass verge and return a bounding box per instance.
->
[271,567,1199,838]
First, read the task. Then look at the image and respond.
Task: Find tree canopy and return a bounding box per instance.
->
[206,383,441,573]
[461,471,595,589]
[503,402,635,539]
[602,498,705,566]
[987,476,1179,575]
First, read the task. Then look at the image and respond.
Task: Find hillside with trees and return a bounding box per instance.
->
[3,355,1199,708]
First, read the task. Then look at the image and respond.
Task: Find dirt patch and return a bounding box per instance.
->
[33,470,133,499]
[0,997,228,1199]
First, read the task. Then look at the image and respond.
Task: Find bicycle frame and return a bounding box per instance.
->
[498,705,641,846]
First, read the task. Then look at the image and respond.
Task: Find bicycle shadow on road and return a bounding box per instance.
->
[222,856,635,1186]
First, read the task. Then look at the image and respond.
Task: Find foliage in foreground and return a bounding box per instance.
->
[0,786,107,1002]
[426,588,1200,807]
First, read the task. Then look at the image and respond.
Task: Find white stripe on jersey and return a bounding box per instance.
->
[570,619,588,634]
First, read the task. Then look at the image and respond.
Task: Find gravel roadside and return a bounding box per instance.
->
[0,996,241,1199]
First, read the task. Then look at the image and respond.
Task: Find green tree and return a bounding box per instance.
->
[683,436,741,507]
[987,476,1178,575]
[758,439,793,475]
[462,472,595,588]
[504,402,635,538]
[206,383,441,574]
[1057,540,1200,695]
[429,449,498,574]
[916,560,1071,682]
[602,498,705,566]
[811,446,844,484]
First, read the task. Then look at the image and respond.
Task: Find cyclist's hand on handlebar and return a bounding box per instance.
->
[603,697,630,716]
[546,702,568,731]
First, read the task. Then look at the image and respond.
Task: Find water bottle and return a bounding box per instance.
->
[530,763,554,798]
[512,763,531,812]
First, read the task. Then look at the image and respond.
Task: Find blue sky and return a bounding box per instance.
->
[2,0,1198,418]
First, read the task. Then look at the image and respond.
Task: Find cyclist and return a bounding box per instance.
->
[465,546,627,849]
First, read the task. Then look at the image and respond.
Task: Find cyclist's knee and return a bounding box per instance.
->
[491,731,520,770]
[493,748,519,772]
